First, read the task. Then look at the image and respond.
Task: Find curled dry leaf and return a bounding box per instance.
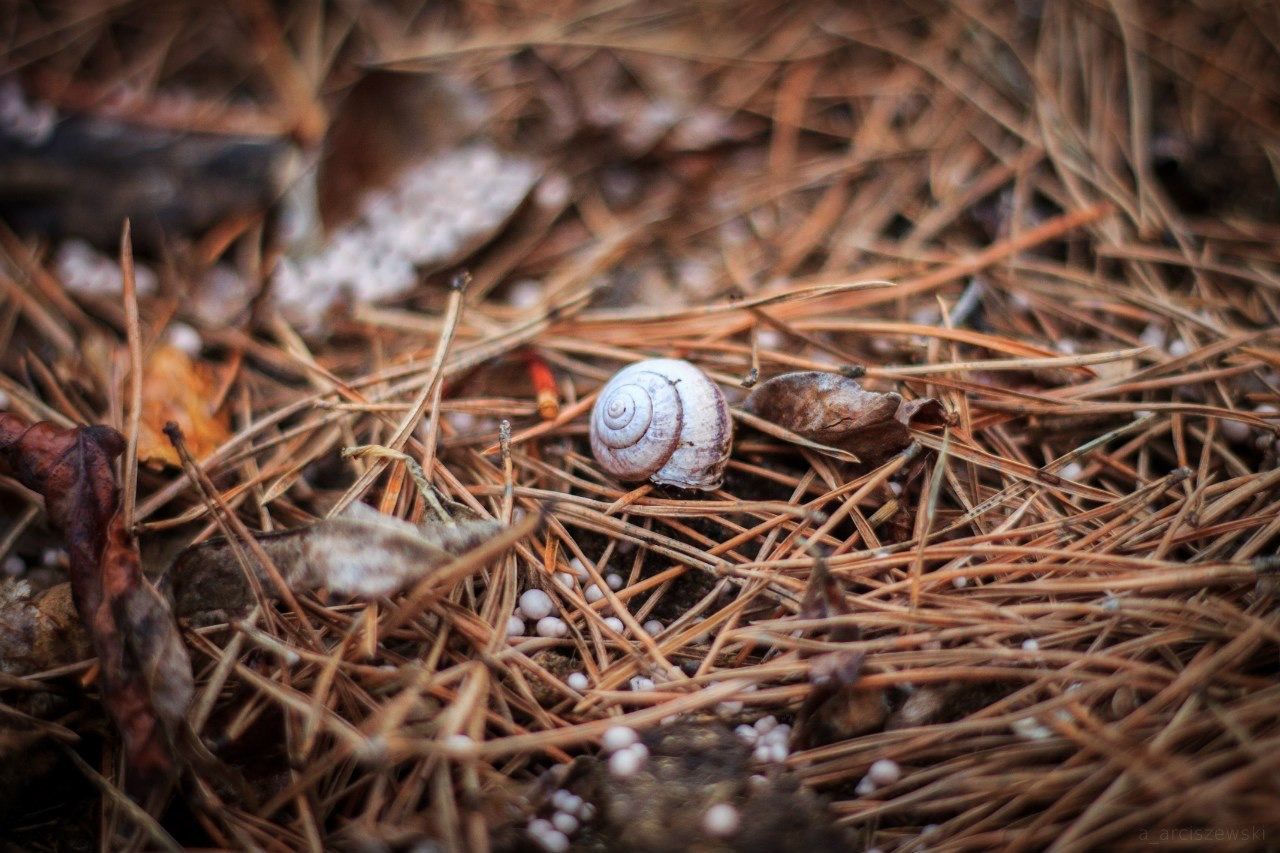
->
[136,343,231,468]
[743,371,946,463]
[167,502,504,620]
[0,579,89,677]
[0,414,193,789]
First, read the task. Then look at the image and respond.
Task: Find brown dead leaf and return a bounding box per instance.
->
[0,579,90,677]
[0,414,193,792]
[792,562,888,747]
[136,344,230,468]
[743,371,946,464]
[167,502,505,620]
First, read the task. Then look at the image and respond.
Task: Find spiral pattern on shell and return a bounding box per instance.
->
[589,359,732,491]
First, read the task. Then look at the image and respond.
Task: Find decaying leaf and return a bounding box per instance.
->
[136,343,231,468]
[792,562,887,747]
[316,71,489,229]
[743,371,946,463]
[167,502,504,619]
[0,414,193,790]
[0,579,90,676]
[273,71,541,332]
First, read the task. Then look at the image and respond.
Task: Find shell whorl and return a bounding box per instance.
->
[589,359,732,491]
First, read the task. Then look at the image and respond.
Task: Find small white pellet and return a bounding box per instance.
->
[534,174,571,209]
[1011,717,1054,741]
[768,741,789,763]
[550,790,579,813]
[444,734,477,756]
[519,589,554,620]
[752,744,772,763]
[603,617,625,633]
[554,572,575,589]
[951,576,969,589]
[1059,462,1084,481]
[601,725,638,752]
[566,672,590,691]
[578,802,596,821]
[1219,416,1250,444]
[867,758,901,786]
[642,619,663,636]
[536,829,569,852]
[166,322,203,356]
[568,557,590,580]
[536,616,568,638]
[756,328,784,350]
[608,746,643,777]
[506,616,526,637]
[2,555,24,576]
[551,812,578,835]
[1021,638,1040,652]
[702,803,740,836]
[41,548,64,567]
[735,725,758,744]
[585,584,604,603]
[605,573,623,590]
[506,278,543,309]
[527,818,554,837]
[445,411,476,432]
[1167,338,1190,358]
[409,841,443,853]
[754,715,778,734]
[855,776,877,796]
[1139,324,1166,349]
[629,676,655,692]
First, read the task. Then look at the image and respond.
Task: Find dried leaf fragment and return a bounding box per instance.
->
[0,414,193,789]
[0,579,89,676]
[743,371,945,463]
[136,343,231,468]
[792,563,887,747]
[168,502,504,619]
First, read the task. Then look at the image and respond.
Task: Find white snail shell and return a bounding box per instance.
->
[590,359,732,491]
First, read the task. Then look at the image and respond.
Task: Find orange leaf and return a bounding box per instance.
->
[136,344,230,468]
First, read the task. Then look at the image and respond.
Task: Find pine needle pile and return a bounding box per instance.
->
[2,1,1279,850]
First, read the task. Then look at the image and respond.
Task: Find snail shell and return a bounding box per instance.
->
[590,359,732,491]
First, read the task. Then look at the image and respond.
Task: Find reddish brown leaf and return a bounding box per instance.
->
[0,413,192,790]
